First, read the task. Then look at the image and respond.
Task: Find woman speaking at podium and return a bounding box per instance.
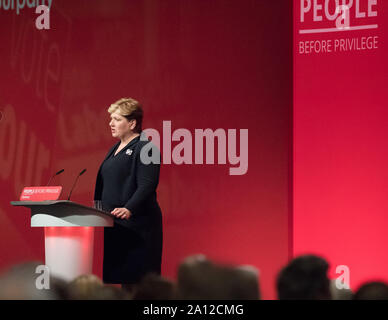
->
[94,98,162,291]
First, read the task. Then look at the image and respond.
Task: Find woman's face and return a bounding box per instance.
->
[109,111,134,139]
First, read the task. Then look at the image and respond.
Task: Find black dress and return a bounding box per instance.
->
[94,134,163,284]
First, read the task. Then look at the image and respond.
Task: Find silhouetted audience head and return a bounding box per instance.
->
[68,274,103,300]
[177,254,260,299]
[230,265,261,300]
[92,285,130,300]
[133,273,176,300]
[329,279,353,300]
[277,255,331,300]
[353,281,388,300]
[68,274,131,300]
[0,261,66,300]
[176,255,212,299]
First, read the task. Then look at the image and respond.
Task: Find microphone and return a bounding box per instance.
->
[67,169,87,201]
[46,169,65,186]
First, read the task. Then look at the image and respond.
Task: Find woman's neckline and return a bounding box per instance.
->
[113,135,140,157]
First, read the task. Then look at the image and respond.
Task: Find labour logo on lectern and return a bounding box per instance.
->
[20,186,62,201]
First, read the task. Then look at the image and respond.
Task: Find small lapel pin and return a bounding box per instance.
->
[126,149,133,156]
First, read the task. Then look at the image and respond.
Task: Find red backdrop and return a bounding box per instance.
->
[0,0,292,299]
[294,0,388,290]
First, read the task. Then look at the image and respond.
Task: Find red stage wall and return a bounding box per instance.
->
[0,1,292,298]
[294,0,388,290]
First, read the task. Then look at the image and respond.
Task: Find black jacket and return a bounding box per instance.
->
[94,135,162,239]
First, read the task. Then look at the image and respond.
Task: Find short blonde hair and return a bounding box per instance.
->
[108,98,143,133]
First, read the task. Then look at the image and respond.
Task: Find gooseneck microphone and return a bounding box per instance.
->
[67,169,87,201]
[46,169,65,186]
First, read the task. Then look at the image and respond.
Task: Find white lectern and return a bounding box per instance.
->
[10,200,113,282]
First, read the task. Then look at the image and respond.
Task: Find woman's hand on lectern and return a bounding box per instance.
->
[111,207,131,220]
